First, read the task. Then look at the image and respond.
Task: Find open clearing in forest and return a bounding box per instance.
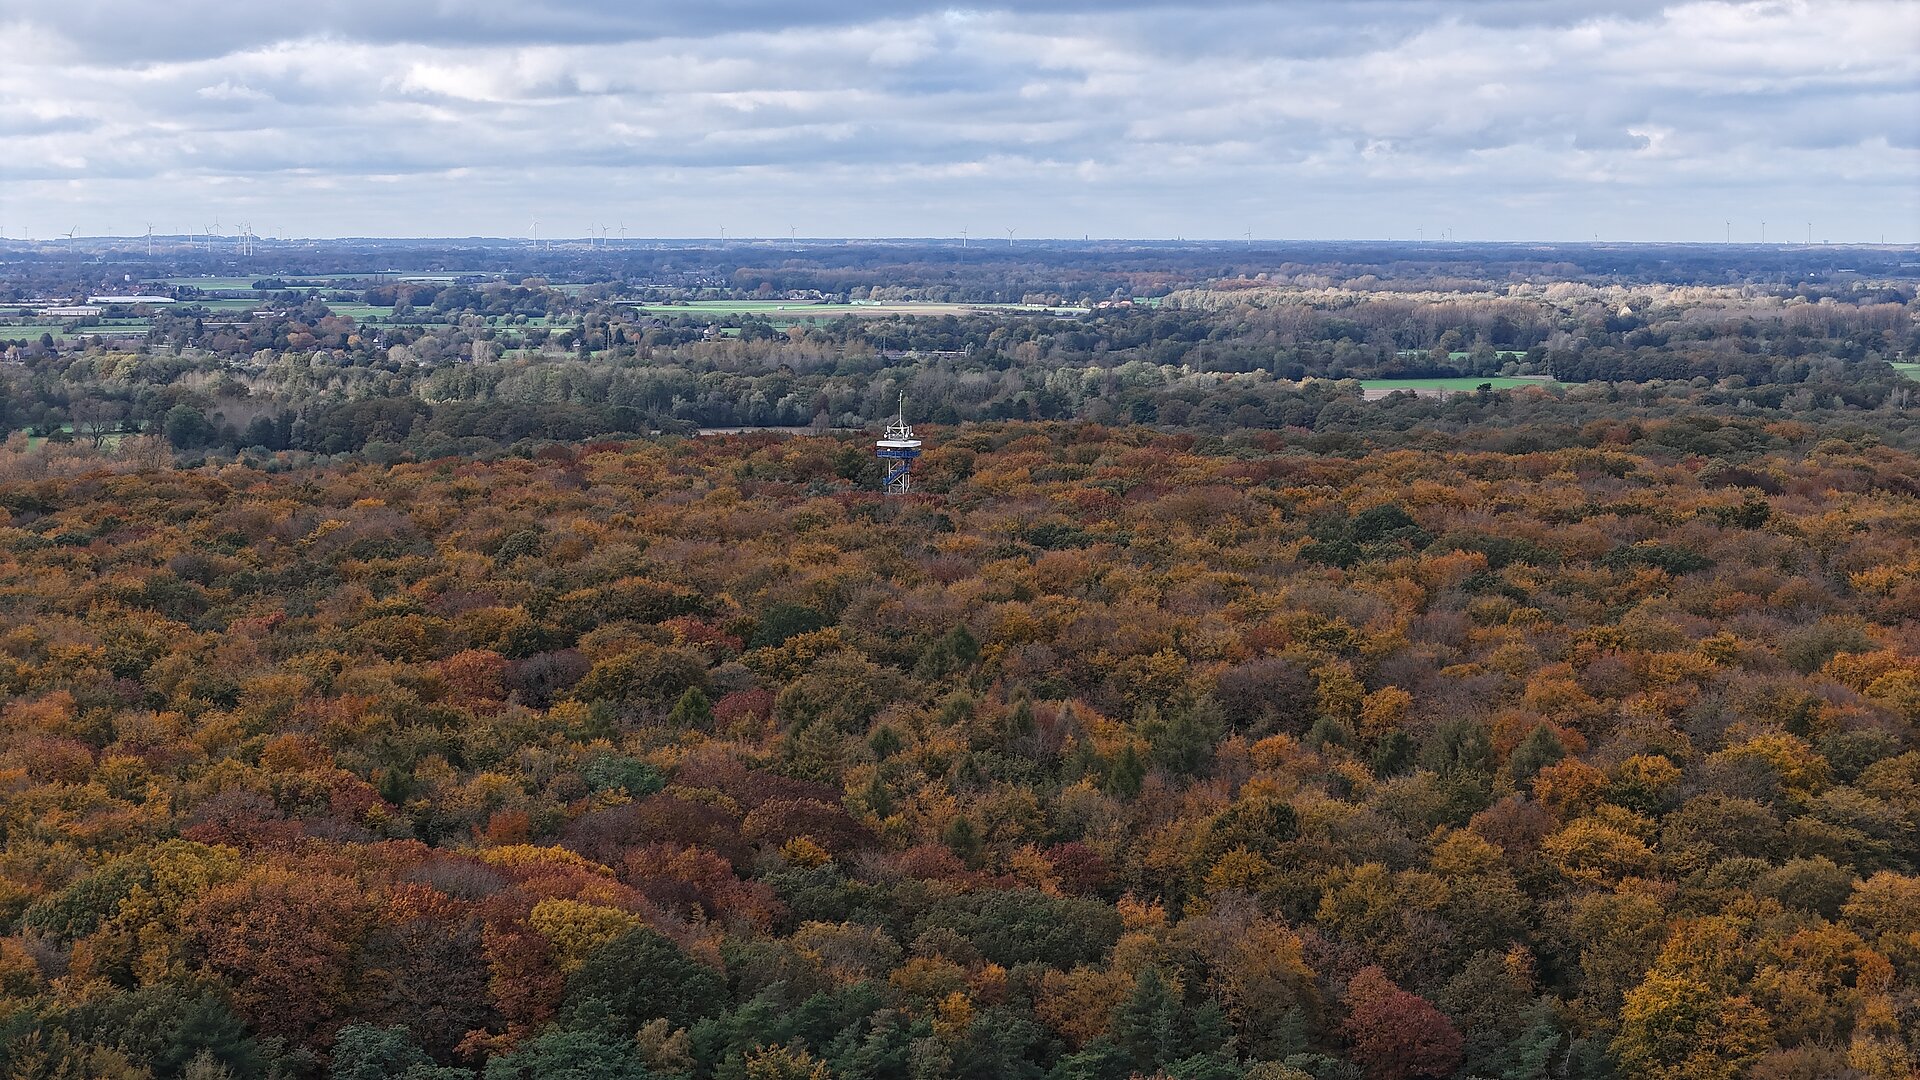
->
[1396,349,1529,361]
[1359,376,1556,400]
[7,424,133,450]
[1361,376,1554,391]
[1895,362,1920,381]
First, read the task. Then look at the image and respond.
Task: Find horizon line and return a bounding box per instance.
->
[4,236,1915,248]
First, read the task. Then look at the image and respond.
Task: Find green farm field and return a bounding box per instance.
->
[1895,362,1919,381]
[159,274,391,289]
[358,315,563,329]
[158,277,269,290]
[628,300,969,317]
[626,299,1087,319]
[326,303,398,320]
[0,321,151,340]
[185,298,269,311]
[180,300,399,319]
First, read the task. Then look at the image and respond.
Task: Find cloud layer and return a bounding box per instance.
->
[4,0,1916,241]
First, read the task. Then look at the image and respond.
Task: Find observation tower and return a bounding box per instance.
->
[875,396,923,495]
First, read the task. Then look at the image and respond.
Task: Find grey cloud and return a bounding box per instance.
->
[0,111,98,137]
[11,0,1280,61]
[10,0,1698,64]
[4,0,1915,241]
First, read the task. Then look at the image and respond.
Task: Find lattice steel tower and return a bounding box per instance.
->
[875,396,923,495]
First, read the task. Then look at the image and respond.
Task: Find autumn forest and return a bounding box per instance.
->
[0,241,1915,1080]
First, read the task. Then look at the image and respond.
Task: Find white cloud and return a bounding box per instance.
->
[195,80,270,102]
[1,0,1914,240]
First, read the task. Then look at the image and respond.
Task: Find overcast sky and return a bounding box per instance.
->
[3,0,1916,243]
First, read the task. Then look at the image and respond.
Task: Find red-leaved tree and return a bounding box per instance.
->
[1342,965,1464,1080]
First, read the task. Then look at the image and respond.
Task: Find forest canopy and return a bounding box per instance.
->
[0,416,1913,1079]
[0,241,1915,1079]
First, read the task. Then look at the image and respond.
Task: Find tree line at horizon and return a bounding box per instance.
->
[0,268,1912,460]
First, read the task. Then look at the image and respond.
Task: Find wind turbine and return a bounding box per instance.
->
[530,218,539,249]
[1005,227,1015,246]
[961,227,968,248]
[145,223,154,257]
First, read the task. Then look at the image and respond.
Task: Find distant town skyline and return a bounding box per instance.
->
[4,0,1916,243]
